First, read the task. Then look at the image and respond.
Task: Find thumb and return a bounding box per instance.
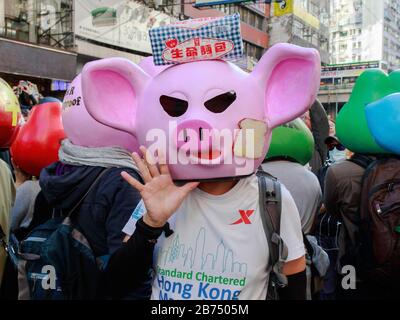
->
[180,181,199,195]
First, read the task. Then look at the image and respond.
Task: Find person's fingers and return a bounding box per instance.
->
[180,181,199,195]
[141,146,160,177]
[121,171,144,192]
[157,149,170,175]
[131,152,152,183]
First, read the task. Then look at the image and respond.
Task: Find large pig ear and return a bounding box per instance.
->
[82,57,150,135]
[251,43,321,128]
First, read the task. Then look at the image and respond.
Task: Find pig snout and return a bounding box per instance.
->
[175,120,214,151]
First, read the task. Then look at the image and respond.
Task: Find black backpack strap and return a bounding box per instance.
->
[256,170,288,300]
[348,153,374,170]
[0,224,7,252]
[303,232,314,257]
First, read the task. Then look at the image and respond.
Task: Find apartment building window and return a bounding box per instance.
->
[248,11,255,26]
[240,7,249,23]
[0,0,74,50]
[293,20,303,37]
[243,40,263,60]
[236,6,265,32]
[255,15,264,30]
[334,77,342,85]
[383,52,389,61]
[310,2,319,17]
[312,33,318,46]
[320,38,328,51]
[298,0,308,10]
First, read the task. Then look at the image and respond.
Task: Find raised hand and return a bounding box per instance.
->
[121,146,199,228]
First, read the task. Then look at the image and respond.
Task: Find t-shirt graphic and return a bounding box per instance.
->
[123,175,304,300]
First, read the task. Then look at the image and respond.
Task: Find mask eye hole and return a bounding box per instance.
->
[204,91,236,113]
[160,95,189,117]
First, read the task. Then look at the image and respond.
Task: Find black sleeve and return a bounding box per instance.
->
[105,218,164,299]
[103,169,143,255]
[278,270,307,300]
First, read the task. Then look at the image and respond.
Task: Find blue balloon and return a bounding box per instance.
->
[366,93,400,155]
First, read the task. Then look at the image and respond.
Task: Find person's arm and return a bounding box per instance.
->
[279,269,307,300]
[106,147,198,299]
[106,217,164,299]
[103,169,143,255]
[10,184,30,231]
[279,185,307,300]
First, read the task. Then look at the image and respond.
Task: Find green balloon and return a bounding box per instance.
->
[336,69,399,154]
[389,70,400,91]
[265,118,315,166]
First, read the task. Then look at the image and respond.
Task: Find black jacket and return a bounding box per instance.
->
[36,162,142,257]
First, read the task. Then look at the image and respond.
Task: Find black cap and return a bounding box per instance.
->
[324,135,340,144]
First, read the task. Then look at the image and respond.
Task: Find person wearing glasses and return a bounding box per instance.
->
[324,136,347,164]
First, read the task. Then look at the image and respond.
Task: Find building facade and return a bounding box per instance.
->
[321,0,400,117]
[268,0,330,63]
[182,1,270,70]
[330,0,400,71]
[0,0,271,99]
[318,60,385,119]
[0,0,76,99]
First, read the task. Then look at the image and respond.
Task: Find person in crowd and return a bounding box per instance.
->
[0,149,13,174]
[302,100,330,175]
[328,117,336,137]
[323,69,399,299]
[27,74,144,299]
[77,44,321,300]
[9,162,41,239]
[325,136,347,164]
[262,118,322,235]
[0,159,16,289]
[0,77,21,296]
[262,119,330,300]
[316,136,347,195]
[0,78,22,175]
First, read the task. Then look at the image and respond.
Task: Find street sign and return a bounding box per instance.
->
[273,0,293,16]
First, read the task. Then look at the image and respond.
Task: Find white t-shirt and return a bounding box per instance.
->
[123,174,304,300]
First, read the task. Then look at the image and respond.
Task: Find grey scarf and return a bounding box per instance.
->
[59,139,139,173]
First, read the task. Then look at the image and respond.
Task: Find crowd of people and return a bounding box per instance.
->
[0,43,399,301]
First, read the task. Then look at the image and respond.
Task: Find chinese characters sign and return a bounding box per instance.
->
[163,38,234,63]
[149,14,243,65]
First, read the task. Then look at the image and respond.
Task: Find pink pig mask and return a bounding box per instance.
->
[62,74,139,152]
[82,43,321,181]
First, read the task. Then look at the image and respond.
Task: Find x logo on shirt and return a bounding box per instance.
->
[230,210,254,225]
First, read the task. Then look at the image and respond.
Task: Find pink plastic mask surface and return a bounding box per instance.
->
[83,43,321,180]
[62,74,139,152]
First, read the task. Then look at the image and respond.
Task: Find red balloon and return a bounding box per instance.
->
[11,102,66,176]
[0,78,22,148]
